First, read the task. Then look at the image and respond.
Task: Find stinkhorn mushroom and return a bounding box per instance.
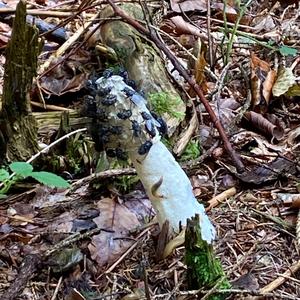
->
[85,71,216,243]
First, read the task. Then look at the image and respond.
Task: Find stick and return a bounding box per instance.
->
[260,260,300,294]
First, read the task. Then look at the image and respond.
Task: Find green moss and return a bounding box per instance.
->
[148,92,185,120]
[181,140,201,161]
[185,214,231,299]
[115,175,139,193]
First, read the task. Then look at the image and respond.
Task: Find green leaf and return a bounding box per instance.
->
[0,169,10,181]
[30,171,70,188]
[279,45,297,57]
[9,162,33,177]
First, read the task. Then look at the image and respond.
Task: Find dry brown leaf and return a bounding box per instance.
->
[287,126,300,147]
[170,0,207,13]
[166,16,205,38]
[244,111,284,140]
[262,69,277,103]
[236,157,296,184]
[250,53,276,112]
[252,15,276,33]
[88,197,140,267]
[40,73,88,96]
[212,2,252,25]
[211,2,237,14]
[231,130,285,160]
[213,97,241,129]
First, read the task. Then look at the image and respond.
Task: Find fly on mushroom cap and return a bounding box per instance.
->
[123,87,147,108]
[101,94,117,106]
[97,86,112,97]
[109,125,123,135]
[131,120,141,137]
[138,140,153,155]
[117,109,132,120]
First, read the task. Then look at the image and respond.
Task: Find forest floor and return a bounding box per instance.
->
[0,0,299,299]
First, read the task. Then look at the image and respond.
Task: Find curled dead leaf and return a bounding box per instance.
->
[244,111,284,140]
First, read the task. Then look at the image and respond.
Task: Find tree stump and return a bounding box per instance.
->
[185,214,231,300]
[0,0,42,164]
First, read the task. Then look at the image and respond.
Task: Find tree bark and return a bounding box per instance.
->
[0,0,42,164]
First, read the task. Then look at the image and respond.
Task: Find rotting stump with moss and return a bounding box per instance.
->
[185,214,231,300]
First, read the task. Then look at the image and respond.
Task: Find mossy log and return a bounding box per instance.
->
[185,214,231,300]
[0,0,42,164]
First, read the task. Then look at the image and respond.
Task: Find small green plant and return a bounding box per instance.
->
[222,0,252,65]
[0,162,70,195]
[115,175,139,193]
[148,92,185,120]
[181,140,202,161]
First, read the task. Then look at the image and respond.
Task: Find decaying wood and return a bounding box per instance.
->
[0,0,42,164]
[33,111,91,135]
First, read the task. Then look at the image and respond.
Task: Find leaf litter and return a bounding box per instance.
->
[0,0,300,299]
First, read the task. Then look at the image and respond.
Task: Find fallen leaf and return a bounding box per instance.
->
[40,73,89,96]
[250,53,276,112]
[272,67,296,97]
[244,111,284,140]
[88,197,140,267]
[232,273,259,291]
[170,0,207,13]
[253,15,276,33]
[164,16,205,38]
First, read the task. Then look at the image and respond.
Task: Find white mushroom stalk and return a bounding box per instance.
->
[87,73,215,243]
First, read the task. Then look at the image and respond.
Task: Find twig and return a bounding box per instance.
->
[178,288,299,299]
[104,226,153,274]
[260,260,300,294]
[1,226,105,300]
[31,101,72,111]
[38,11,101,77]
[0,8,74,17]
[69,167,136,192]
[206,0,214,68]
[182,141,219,171]
[206,187,237,212]
[146,23,218,81]
[106,0,244,172]
[297,210,300,248]
[250,208,295,232]
[27,128,87,164]
[45,227,107,257]
[50,276,63,300]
